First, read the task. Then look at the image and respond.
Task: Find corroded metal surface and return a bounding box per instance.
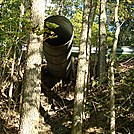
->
[44,15,74,77]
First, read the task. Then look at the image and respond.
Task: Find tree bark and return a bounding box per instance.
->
[99,0,107,83]
[87,0,98,85]
[19,0,45,134]
[110,0,120,134]
[18,1,24,113]
[9,46,16,99]
[83,0,98,120]
[71,0,90,133]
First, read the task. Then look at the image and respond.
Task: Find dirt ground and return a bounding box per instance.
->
[0,58,134,134]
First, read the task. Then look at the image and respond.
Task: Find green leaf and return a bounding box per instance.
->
[45,22,59,29]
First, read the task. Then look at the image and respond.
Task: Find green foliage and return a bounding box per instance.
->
[44,22,60,39]
[0,0,30,47]
[107,0,134,47]
[91,23,99,47]
[118,1,134,46]
[70,11,82,46]
[46,22,59,29]
[119,20,134,46]
[118,54,134,61]
[0,0,134,133]
[44,1,99,47]
[0,0,30,97]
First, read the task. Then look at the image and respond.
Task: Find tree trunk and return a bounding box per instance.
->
[71,0,90,133]
[19,0,45,134]
[110,0,120,134]
[18,1,24,113]
[8,46,16,109]
[99,0,107,83]
[87,0,98,85]
[83,0,98,120]
[9,46,16,99]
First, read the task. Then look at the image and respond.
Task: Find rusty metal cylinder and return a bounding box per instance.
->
[44,15,74,77]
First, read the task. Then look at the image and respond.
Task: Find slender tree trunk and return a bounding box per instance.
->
[8,46,16,110]
[71,0,90,133]
[19,0,45,134]
[87,0,98,85]
[9,46,16,99]
[83,0,98,119]
[99,0,107,83]
[18,1,25,113]
[110,0,120,134]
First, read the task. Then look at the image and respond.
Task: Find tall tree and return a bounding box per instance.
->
[87,0,98,85]
[110,0,120,133]
[83,0,98,120]
[19,0,45,133]
[99,0,107,82]
[71,0,90,133]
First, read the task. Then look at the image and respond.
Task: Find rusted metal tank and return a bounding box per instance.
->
[44,15,74,78]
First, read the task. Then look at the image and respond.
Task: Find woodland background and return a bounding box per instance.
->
[0,0,134,134]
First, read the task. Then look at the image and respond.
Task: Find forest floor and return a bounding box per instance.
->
[0,57,134,134]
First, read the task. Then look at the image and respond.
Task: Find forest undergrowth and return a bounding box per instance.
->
[0,58,134,134]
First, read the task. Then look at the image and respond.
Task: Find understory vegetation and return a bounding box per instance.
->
[0,0,134,133]
[0,57,133,134]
